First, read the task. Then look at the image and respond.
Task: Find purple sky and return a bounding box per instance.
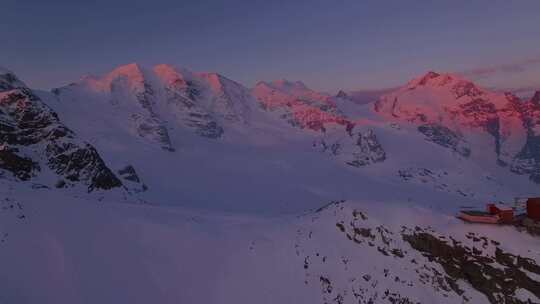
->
[3,0,540,92]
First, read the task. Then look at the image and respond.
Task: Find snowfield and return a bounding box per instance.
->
[1,185,539,304]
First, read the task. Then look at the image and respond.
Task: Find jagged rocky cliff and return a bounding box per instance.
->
[0,68,121,191]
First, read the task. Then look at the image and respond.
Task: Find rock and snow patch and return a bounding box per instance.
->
[314,127,386,167]
[417,123,471,157]
[511,91,540,183]
[0,71,122,192]
[295,201,540,304]
[252,79,349,132]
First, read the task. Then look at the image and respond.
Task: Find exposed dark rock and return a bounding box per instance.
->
[319,276,333,294]
[418,123,471,157]
[403,231,540,304]
[347,129,386,167]
[316,204,540,304]
[0,72,22,92]
[164,88,224,139]
[0,71,122,191]
[511,92,540,183]
[47,142,121,191]
[452,81,483,99]
[118,165,140,183]
[318,140,341,156]
[315,128,385,167]
[511,94,540,183]
[315,200,345,213]
[0,146,39,180]
[190,118,224,139]
[336,90,350,100]
[117,165,147,193]
[512,134,540,183]
[55,179,66,188]
[134,115,175,152]
[416,71,440,86]
[531,91,540,106]
[485,118,501,158]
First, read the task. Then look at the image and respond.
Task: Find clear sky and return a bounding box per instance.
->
[3,0,540,92]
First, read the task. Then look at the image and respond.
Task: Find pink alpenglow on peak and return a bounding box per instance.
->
[375,71,519,120]
[252,79,356,133]
[199,72,227,92]
[153,64,194,89]
[73,63,149,93]
[374,71,531,168]
[253,79,335,110]
[405,71,485,96]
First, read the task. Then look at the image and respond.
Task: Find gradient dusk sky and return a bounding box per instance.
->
[3,0,540,92]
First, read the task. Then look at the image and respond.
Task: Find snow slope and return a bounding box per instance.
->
[1,185,539,304]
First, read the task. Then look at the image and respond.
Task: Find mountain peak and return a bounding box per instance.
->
[153,63,176,74]
[336,90,350,99]
[405,71,481,92]
[0,68,26,91]
[374,70,512,121]
[153,64,194,76]
[531,91,540,104]
[411,71,442,86]
[107,63,145,80]
[196,72,250,100]
[153,64,194,88]
[198,72,226,90]
[76,63,149,92]
[270,79,308,90]
[423,71,441,79]
[253,79,309,93]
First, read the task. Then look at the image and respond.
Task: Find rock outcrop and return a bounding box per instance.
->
[417,123,471,157]
[315,128,386,167]
[0,69,121,191]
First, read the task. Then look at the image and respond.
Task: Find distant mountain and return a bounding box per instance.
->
[2,64,540,304]
[373,71,539,181]
[336,87,396,105]
[2,65,539,205]
[252,79,387,167]
[50,63,239,151]
[253,79,348,132]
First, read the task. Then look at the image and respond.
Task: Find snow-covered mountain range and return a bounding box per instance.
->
[3,64,537,202]
[1,64,539,303]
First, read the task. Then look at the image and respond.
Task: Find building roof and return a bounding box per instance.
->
[461,210,496,217]
[490,204,513,211]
